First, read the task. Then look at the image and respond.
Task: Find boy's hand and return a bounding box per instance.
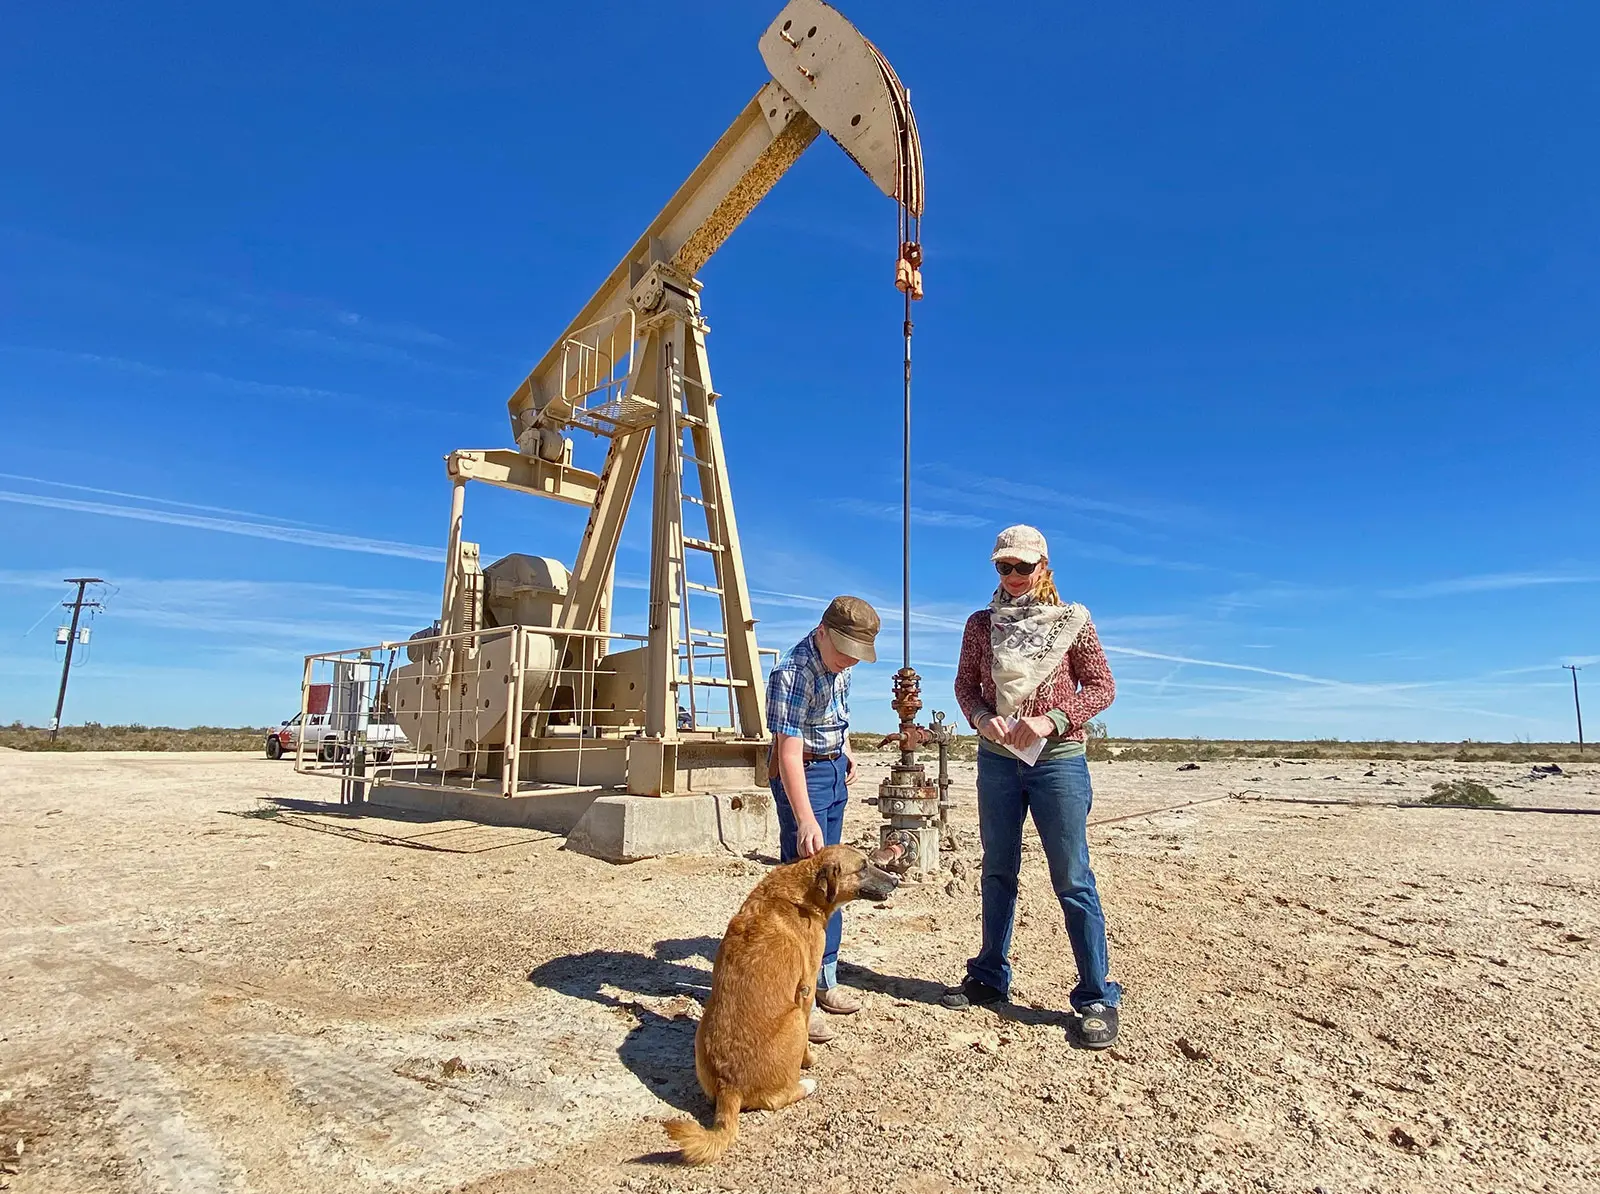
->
[796,817,825,858]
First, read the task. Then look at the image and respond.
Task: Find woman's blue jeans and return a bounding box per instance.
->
[967,749,1121,1011]
[771,754,848,990]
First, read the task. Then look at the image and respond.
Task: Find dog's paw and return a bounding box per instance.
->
[798,1078,818,1099]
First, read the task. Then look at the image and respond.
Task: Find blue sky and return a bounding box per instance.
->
[2,1,1596,739]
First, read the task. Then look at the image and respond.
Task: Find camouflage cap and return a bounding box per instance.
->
[990,524,1049,564]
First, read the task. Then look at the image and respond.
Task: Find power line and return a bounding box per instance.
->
[1562,665,1584,754]
[21,596,63,639]
[50,577,105,742]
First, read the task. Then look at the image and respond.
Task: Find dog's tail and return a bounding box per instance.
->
[664,1087,741,1166]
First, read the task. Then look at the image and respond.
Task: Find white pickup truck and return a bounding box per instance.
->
[265,709,408,764]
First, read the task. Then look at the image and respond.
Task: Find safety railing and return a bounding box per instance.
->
[296,622,711,800]
[547,309,653,437]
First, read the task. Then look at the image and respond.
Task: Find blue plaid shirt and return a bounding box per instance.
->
[765,631,850,754]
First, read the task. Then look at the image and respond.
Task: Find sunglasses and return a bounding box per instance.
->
[995,560,1039,577]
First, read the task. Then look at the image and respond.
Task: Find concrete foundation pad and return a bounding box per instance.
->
[368,783,604,834]
[566,790,777,863]
[366,782,778,863]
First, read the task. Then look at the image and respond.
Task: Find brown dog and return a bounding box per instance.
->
[664,844,901,1165]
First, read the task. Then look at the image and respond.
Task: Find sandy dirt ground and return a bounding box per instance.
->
[2,748,1598,1194]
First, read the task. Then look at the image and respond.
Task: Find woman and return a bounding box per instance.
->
[940,524,1122,1048]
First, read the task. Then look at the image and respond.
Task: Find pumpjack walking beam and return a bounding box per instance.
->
[493,0,922,743]
[503,0,923,447]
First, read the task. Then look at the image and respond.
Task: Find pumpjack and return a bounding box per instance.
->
[360,0,947,868]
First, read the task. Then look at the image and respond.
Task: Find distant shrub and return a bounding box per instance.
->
[1420,780,1501,808]
[0,725,268,752]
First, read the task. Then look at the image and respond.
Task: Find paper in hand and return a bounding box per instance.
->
[1002,715,1047,767]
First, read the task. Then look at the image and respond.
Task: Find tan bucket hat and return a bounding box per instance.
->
[991,524,1049,564]
[820,595,880,664]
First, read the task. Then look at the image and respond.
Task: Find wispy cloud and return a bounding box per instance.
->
[1211,583,1347,615]
[1,344,360,404]
[1048,536,1215,574]
[1384,572,1600,599]
[1094,613,1194,633]
[0,571,438,656]
[1118,677,1294,699]
[906,476,1220,573]
[1106,643,1562,727]
[107,577,437,642]
[0,570,105,591]
[1476,654,1600,678]
[0,490,443,562]
[880,500,1222,575]
[1143,679,1540,729]
[276,328,485,380]
[918,463,1206,530]
[0,472,323,527]
[279,327,425,366]
[182,296,462,359]
[829,499,988,529]
[333,310,453,349]
[1101,643,1384,690]
[3,225,462,353]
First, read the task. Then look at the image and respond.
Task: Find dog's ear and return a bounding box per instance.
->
[813,859,843,907]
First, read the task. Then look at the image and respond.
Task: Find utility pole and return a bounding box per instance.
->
[1563,664,1584,754]
[50,577,104,741]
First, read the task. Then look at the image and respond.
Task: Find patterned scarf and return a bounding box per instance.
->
[989,588,1089,716]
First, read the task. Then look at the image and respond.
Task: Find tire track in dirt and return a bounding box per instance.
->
[88,1048,243,1194]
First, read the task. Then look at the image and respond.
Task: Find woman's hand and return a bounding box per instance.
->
[976,714,1008,743]
[796,816,825,858]
[1004,715,1056,749]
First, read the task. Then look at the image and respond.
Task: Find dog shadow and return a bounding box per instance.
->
[835,959,950,1005]
[527,937,719,1117]
[838,961,1080,1035]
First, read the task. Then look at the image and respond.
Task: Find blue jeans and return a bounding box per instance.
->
[968,749,1121,1011]
[772,755,848,990]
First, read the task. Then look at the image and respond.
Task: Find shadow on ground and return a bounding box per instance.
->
[835,959,951,1005]
[226,798,562,853]
[527,938,720,1116]
[838,961,1079,1038]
